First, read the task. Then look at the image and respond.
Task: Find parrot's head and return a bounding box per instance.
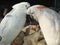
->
[26,5,46,21]
[12,2,30,9]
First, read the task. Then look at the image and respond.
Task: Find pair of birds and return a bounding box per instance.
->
[0,2,60,45]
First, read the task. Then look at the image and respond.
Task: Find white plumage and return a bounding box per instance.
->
[0,2,30,45]
[27,5,60,45]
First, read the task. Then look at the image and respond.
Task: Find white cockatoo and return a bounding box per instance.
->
[0,2,30,45]
[26,5,60,45]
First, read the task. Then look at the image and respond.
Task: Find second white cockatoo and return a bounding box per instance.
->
[27,5,60,45]
[0,2,30,45]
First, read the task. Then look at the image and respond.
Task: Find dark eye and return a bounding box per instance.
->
[25,5,27,9]
[25,5,29,9]
[25,5,27,7]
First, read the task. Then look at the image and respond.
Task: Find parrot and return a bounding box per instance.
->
[0,2,30,45]
[26,5,60,45]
